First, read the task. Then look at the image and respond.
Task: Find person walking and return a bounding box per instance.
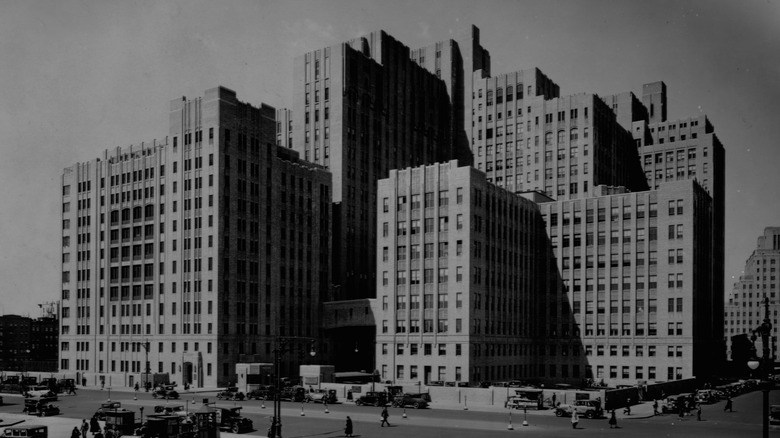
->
[653,399,659,415]
[571,410,579,429]
[697,404,702,421]
[608,410,617,428]
[380,406,391,427]
[345,416,354,437]
[724,396,733,412]
[623,397,632,415]
[81,419,89,438]
[71,427,81,438]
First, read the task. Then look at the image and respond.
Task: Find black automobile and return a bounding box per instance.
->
[217,386,245,401]
[218,407,253,434]
[93,401,122,420]
[391,394,429,409]
[152,387,180,400]
[246,385,276,400]
[279,386,306,402]
[355,391,389,407]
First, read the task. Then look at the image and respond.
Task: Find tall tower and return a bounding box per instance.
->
[291,31,452,301]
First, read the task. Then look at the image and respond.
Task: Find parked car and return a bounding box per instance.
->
[24,386,57,400]
[355,391,390,407]
[695,390,719,404]
[662,393,694,414]
[246,385,276,400]
[392,394,429,409]
[217,407,253,434]
[93,402,122,421]
[153,405,186,415]
[554,400,604,419]
[217,387,245,401]
[279,386,306,402]
[151,388,179,400]
[305,389,337,403]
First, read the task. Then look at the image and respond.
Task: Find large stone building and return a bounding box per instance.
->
[290,31,452,303]
[538,180,717,385]
[59,86,332,388]
[724,227,780,364]
[375,161,555,384]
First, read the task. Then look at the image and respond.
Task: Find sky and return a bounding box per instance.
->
[0,0,778,316]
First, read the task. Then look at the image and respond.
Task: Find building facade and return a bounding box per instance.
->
[290,30,453,302]
[375,161,554,385]
[724,227,780,363]
[0,314,58,373]
[538,180,717,385]
[59,86,332,388]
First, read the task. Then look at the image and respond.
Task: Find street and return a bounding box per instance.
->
[0,387,777,437]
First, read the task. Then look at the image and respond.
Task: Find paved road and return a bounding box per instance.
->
[1,387,777,437]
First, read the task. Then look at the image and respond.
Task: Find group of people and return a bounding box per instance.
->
[71,417,106,438]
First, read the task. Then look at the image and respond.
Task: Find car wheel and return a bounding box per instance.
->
[355,400,362,406]
[586,411,594,419]
[555,409,564,417]
[414,402,422,409]
[231,424,239,433]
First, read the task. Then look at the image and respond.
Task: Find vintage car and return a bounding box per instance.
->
[278,386,306,402]
[554,400,604,419]
[217,407,253,434]
[305,389,337,403]
[216,387,245,401]
[93,402,122,421]
[152,387,180,400]
[661,393,695,414]
[23,398,60,417]
[354,391,390,407]
[246,385,276,400]
[695,389,719,404]
[1,424,48,437]
[391,394,429,409]
[24,386,57,400]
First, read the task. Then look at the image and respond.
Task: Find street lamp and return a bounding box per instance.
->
[747,296,774,438]
[138,340,151,391]
[270,337,316,438]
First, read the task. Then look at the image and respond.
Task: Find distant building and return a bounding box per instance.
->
[724,227,780,364]
[0,314,58,373]
[59,86,332,388]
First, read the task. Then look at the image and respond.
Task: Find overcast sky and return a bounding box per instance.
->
[1,0,778,316]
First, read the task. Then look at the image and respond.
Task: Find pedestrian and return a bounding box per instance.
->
[623,397,631,415]
[571,410,579,429]
[71,427,81,438]
[724,396,732,412]
[678,402,685,418]
[81,419,89,438]
[100,380,105,390]
[608,410,617,428]
[380,406,391,427]
[653,399,659,416]
[134,382,139,392]
[697,404,702,421]
[90,417,101,436]
[345,416,354,437]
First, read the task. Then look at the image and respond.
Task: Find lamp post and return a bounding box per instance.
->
[270,337,316,438]
[138,340,151,391]
[747,296,774,438]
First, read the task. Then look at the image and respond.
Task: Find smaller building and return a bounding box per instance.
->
[0,314,59,373]
[724,227,780,365]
